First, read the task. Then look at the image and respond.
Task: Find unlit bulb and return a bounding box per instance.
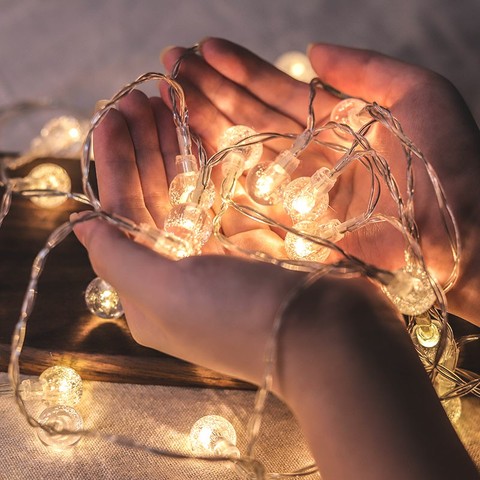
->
[85,277,124,319]
[37,405,83,449]
[189,415,239,457]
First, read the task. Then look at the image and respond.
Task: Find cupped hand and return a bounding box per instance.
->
[161,38,480,324]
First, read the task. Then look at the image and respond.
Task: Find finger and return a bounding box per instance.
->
[149,96,179,186]
[198,37,336,125]
[308,44,430,105]
[117,90,170,226]
[162,45,305,136]
[93,107,153,225]
[73,213,301,383]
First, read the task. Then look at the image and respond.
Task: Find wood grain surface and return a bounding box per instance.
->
[0,158,252,389]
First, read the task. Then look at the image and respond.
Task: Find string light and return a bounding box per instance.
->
[37,405,84,449]
[284,219,344,262]
[13,162,71,208]
[189,415,239,457]
[282,167,336,221]
[382,265,436,316]
[274,51,316,83]
[330,98,371,137]
[85,277,124,319]
[19,366,83,407]
[2,45,478,479]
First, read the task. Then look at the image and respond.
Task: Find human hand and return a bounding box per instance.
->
[161,38,480,325]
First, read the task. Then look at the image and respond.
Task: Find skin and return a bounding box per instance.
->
[73,39,480,479]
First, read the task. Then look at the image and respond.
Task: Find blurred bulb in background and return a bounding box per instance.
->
[275,51,316,83]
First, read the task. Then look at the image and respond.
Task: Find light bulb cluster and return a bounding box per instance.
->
[19,366,84,449]
[3,56,476,477]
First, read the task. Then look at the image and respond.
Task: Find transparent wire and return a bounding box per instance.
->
[3,45,477,480]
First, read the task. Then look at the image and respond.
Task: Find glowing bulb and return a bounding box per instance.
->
[20,366,83,407]
[31,116,88,157]
[169,171,215,209]
[246,160,292,206]
[284,219,343,262]
[133,224,195,259]
[283,168,335,221]
[85,277,124,319]
[21,163,71,208]
[275,51,316,83]
[37,405,83,449]
[382,265,436,316]
[410,318,458,372]
[218,125,263,171]
[164,203,212,250]
[189,415,239,457]
[330,98,370,138]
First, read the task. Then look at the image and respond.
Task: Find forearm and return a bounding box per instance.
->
[276,277,478,480]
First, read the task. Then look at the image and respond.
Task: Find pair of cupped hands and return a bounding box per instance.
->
[73,38,480,395]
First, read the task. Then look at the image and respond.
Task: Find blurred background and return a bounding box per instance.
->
[1,0,479,129]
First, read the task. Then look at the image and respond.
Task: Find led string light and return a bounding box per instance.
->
[1,45,479,479]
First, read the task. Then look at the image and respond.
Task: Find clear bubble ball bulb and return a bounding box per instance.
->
[26,163,71,208]
[218,125,263,171]
[189,415,239,457]
[37,405,83,449]
[85,277,124,319]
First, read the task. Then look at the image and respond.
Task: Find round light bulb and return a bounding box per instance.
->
[218,125,263,171]
[40,366,83,406]
[164,203,212,250]
[330,99,370,138]
[20,366,83,407]
[85,277,124,319]
[31,116,88,157]
[169,171,216,209]
[283,177,329,221]
[26,163,71,208]
[246,161,291,206]
[382,265,436,316]
[284,219,343,262]
[410,319,458,372]
[189,415,239,457]
[275,51,316,83]
[37,405,83,449]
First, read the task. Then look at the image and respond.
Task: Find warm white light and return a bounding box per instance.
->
[31,116,89,157]
[218,125,263,171]
[168,171,215,209]
[37,405,83,449]
[85,277,124,319]
[164,203,212,250]
[246,161,291,206]
[283,176,329,221]
[382,265,436,316]
[23,163,71,208]
[189,415,239,457]
[275,51,316,83]
[20,366,83,407]
[284,219,343,262]
[330,98,370,138]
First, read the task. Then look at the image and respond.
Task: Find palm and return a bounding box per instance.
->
[163,39,480,286]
